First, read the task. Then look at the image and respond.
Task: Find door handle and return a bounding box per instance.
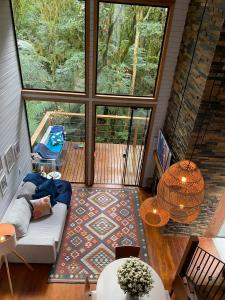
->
[123,153,126,158]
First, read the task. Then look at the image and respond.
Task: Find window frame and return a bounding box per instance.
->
[93,0,174,101]
[23,97,89,184]
[90,101,156,186]
[9,0,175,186]
[10,0,89,96]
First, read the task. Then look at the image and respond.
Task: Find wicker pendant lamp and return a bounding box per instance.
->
[154,0,209,224]
[157,160,204,223]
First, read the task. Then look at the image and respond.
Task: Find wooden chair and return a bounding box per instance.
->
[115,246,140,260]
[84,277,97,300]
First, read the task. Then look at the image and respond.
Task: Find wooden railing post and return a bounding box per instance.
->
[133,128,138,148]
[31,111,51,146]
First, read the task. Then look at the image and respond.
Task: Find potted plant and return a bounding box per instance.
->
[117,258,154,299]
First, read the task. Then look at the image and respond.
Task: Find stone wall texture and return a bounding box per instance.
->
[162,0,225,235]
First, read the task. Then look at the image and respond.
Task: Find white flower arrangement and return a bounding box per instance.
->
[117,258,154,297]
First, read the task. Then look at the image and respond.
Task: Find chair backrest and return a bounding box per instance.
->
[115,246,140,260]
[84,276,90,300]
[172,274,189,300]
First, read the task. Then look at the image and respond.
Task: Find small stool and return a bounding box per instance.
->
[0,224,33,296]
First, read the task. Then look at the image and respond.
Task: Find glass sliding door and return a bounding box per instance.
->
[122,108,151,185]
[94,105,151,185]
[26,100,86,182]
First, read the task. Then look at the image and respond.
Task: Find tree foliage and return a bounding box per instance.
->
[13,1,166,143]
[12,0,85,91]
[97,3,168,96]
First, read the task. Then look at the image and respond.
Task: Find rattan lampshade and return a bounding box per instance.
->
[140,196,170,227]
[157,160,204,224]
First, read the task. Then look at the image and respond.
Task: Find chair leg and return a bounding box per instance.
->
[12,250,34,271]
[4,255,13,296]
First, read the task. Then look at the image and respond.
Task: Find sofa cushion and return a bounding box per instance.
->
[1,197,32,238]
[31,196,52,219]
[19,202,67,252]
[17,182,36,201]
[50,132,64,146]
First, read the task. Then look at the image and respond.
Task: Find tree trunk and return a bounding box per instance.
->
[130,8,144,95]
[102,6,114,68]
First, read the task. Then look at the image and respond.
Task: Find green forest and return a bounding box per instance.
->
[13,0,167,143]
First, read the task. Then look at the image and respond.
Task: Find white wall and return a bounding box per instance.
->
[0,0,31,218]
[142,0,190,186]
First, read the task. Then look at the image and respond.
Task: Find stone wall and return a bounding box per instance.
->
[162,0,225,235]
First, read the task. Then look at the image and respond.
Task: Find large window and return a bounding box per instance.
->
[11,0,173,185]
[96,2,168,97]
[26,101,86,182]
[12,0,169,98]
[12,0,86,92]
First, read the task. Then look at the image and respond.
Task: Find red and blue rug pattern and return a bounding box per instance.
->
[49,187,148,283]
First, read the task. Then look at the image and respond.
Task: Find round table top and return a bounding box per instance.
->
[96,258,166,300]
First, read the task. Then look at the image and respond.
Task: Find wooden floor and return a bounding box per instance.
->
[0,187,221,300]
[61,142,142,185]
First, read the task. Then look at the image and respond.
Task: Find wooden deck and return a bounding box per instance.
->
[60,142,85,182]
[60,142,143,184]
[94,143,126,184]
[95,143,143,185]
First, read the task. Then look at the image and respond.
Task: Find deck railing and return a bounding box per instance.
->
[186,246,225,299]
[31,111,148,147]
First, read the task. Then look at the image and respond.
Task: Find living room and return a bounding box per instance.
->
[0,0,225,299]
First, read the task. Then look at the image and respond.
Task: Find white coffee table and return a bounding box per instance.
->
[96,258,166,300]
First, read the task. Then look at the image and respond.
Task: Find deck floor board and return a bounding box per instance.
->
[60,142,141,184]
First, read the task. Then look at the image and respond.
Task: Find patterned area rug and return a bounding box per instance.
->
[48,187,148,283]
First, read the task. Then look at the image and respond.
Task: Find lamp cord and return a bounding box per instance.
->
[188,79,215,162]
[189,55,223,162]
[171,0,208,156]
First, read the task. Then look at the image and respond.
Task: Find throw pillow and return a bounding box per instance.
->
[30,196,52,220]
[50,132,64,146]
[33,178,57,206]
[17,182,36,201]
[1,197,32,238]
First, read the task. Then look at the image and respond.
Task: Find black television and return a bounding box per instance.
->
[157,130,172,171]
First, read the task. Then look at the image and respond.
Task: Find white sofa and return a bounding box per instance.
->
[1,184,67,264]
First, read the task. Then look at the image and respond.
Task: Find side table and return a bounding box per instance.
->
[0,224,33,296]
